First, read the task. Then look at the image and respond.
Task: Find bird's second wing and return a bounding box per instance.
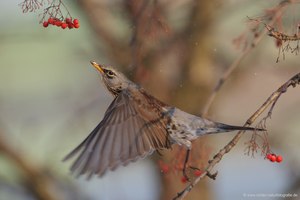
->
[63,90,170,178]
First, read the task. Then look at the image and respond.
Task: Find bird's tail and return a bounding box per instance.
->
[216,123,266,132]
[216,122,265,132]
[196,122,265,135]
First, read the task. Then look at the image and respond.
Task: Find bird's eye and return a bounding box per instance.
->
[105,70,115,78]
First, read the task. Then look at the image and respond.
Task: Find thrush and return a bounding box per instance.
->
[64,61,262,178]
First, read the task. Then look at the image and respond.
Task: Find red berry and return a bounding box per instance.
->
[181,176,187,183]
[73,18,79,24]
[270,155,276,162]
[48,18,54,24]
[55,20,62,27]
[160,164,169,174]
[61,23,68,29]
[266,154,273,160]
[51,18,58,25]
[65,18,72,24]
[68,23,74,29]
[43,21,49,28]
[74,23,80,29]
[194,170,202,177]
[276,155,283,163]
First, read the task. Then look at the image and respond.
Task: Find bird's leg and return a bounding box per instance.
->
[182,149,190,181]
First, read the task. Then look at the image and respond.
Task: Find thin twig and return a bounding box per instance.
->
[201,2,288,116]
[173,72,300,199]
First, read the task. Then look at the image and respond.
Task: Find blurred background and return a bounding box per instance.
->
[0,0,300,200]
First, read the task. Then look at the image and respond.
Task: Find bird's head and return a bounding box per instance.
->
[90,61,130,95]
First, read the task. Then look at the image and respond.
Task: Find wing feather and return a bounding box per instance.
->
[64,89,170,178]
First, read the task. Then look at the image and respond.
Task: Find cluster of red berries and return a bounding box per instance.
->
[266,153,283,163]
[42,18,80,29]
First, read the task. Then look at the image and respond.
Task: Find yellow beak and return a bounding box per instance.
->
[90,61,104,74]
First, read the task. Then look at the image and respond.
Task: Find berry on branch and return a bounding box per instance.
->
[158,160,170,174]
[73,18,79,25]
[43,21,49,28]
[74,23,80,29]
[161,164,169,174]
[48,18,55,25]
[181,176,188,184]
[68,23,74,29]
[266,154,273,160]
[19,0,80,30]
[276,155,283,163]
[266,153,283,163]
[270,155,276,162]
[61,23,68,29]
[55,20,62,27]
[65,18,72,24]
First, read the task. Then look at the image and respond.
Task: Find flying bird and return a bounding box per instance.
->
[64,61,262,178]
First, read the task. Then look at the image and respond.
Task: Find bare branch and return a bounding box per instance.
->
[19,0,45,13]
[174,72,300,199]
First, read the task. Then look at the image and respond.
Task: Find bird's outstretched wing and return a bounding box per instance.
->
[63,90,170,178]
